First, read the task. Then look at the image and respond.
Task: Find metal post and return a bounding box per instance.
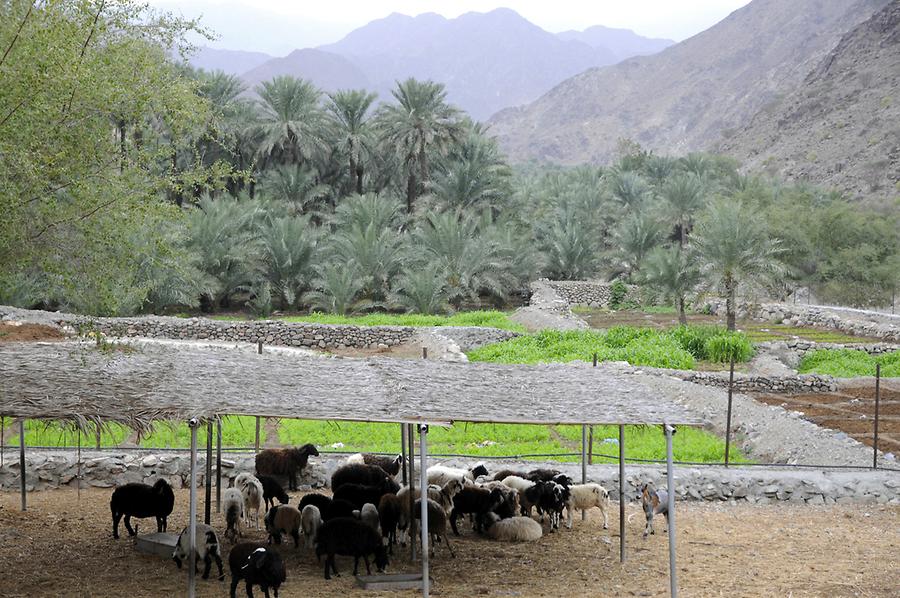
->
[873,364,881,470]
[216,418,222,513]
[407,423,416,560]
[400,424,408,486]
[77,428,82,501]
[257,340,263,354]
[188,419,199,598]
[95,423,101,450]
[419,424,430,597]
[618,424,625,564]
[724,356,735,466]
[205,421,213,524]
[19,419,26,512]
[254,417,261,453]
[664,424,678,598]
[581,424,588,521]
[1,415,4,467]
[422,347,427,359]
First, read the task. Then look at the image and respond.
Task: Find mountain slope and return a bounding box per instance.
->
[489,0,891,165]
[317,8,617,120]
[188,46,272,76]
[240,49,371,94]
[720,1,900,198]
[557,26,673,60]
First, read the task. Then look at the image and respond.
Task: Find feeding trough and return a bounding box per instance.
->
[134,532,178,558]
[356,573,425,591]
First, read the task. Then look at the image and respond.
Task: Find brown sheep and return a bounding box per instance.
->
[255,444,319,491]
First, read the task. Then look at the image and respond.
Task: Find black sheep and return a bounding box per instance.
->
[525,468,561,483]
[315,517,389,580]
[298,493,332,515]
[323,498,357,522]
[110,479,174,539]
[448,486,504,536]
[255,444,319,491]
[258,475,290,511]
[377,493,405,554]
[357,453,403,477]
[492,469,527,482]
[332,478,396,510]
[414,498,455,558]
[330,463,399,492]
[229,542,286,598]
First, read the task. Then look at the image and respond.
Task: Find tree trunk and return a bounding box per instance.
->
[679,218,687,248]
[678,295,687,326]
[725,274,736,331]
[117,118,126,174]
[355,164,364,195]
[406,171,417,214]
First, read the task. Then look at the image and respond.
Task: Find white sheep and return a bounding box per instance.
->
[236,474,264,530]
[359,502,381,536]
[222,488,244,541]
[426,462,488,487]
[500,475,535,494]
[565,483,609,529]
[482,512,543,542]
[301,504,323,549]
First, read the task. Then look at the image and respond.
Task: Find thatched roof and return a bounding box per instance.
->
[0,340,702,431]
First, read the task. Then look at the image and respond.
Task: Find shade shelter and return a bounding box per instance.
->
[1,339,702,597]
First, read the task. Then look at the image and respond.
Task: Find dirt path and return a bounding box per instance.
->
[0,488,897,597]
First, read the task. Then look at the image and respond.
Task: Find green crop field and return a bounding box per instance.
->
[208,310,525,332]
[799,349,900,378]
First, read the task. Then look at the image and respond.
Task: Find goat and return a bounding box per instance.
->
[448,486,504,536]
[255,444,319,491]
[414,498,455,558]
[172,523,224,581]
[301,504,323,550]
[480,512,543,542]
[110,479,174,539]
[228,542,286,598]
[426,462,489,487]
[565,483,610,529]
[345,453,404,478]
[264,505,302,548]
[223,487,244,542]
[257,475,290,511]
[316,517,389,580]
[641,483,669,537]
[331,463,399,493]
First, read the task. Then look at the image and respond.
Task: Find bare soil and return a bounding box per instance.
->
[755,385,900,454]
[0,322,66,343]
[0,489,898,597]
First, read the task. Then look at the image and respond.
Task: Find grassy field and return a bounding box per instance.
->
[3,418,746,464]
[208,310,525,331]
[798,348,900,378]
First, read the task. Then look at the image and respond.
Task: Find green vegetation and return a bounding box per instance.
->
[798,349,900,378]
[8,421,130,447]
[214,310,524,331]
[467,325,754,368]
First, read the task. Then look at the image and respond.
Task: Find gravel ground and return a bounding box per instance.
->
[1,488,898,597]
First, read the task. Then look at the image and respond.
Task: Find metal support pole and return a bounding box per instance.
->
[19,419,26,512]
[665,424,678,598]
[216,418,222,513]
[205,421,213,524]
[422,347,427,359]
[77,429,82,501]
[1,415,5,467]
[581,424,588,521]
[400,424,408,486]
[407,423,416,560]
[419,424,430,597]
[95,423,101,450]
[254,417,261,453]
[188,419,199,598]
[873,364,881,470]
[257,340,263,354]
[618,424,625,563]
[588,426,593,465]
[724,356,735,467]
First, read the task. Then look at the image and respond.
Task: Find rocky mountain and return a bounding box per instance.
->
[187,46,272,76]
[488,0,891,165]
[240,49,371,94]
[720,1,900,198]
[557,25,673,60]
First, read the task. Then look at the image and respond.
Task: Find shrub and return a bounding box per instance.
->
[623,335,695,370]
[668,325,725,359]
[608,280,629,309]
[704,332,754,363]
[604,325,655,348]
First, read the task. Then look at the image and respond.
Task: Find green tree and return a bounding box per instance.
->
[303,263,370,315]
[376,78,462,214]
[694,199,785,330]
[326,89,377,195]
[660,173,706,246]
[612,212,664,277]
[428,126,511,212]
[257,215,317,310]
[256,76,325,165]
[390,264,449,314]
[641,246,702,325]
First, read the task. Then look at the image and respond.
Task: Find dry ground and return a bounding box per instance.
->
[0,322,65,343]
[0,489,898,597]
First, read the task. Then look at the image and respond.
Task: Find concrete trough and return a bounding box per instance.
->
[134,532,178,558]
[356,573,424,591]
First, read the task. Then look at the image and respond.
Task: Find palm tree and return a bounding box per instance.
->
[302,263,370,315]
[539,202,600,280]
[641,246,702,325]
[257,214,317,310]
[428,129,511,212]
[609,170,651,210]
[693,199,786,330]
[325,89,377,195]
[376,78,462,214]
[660,173,706,247]
[256,76,325,165]
[257,164,331,215]
[612,211,664,277]
[390,263,449,315]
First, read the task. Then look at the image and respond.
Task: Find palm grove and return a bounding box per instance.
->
[1,1,898,327]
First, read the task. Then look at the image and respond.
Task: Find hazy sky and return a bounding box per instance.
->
[150,0,753,56]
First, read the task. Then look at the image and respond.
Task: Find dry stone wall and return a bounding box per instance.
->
[545,280,640,308]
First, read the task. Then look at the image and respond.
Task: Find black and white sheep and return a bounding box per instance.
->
[333,478,398,510]
[331,463,399,493]
[413,498,455,558]
[565,483,609,529]
[223,487,244,541]
[641,483,669,537]
[345,453,404,478]
[110,479,175,539]
[526,469,572,487]
[264,505,302,548]
[301,504,323,550]
[172,523,225,581]
[236,473,265,530]
[228,542,286,598]
[315,517,389,580]
[522,481,568,531]
[479,512,543,542]
[479,481,519,519]
[426,462,489,487]
[255,444,319,491]
[448,486,504,536]
[257,475,291,512]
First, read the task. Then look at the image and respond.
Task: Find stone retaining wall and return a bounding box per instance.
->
[4,450,898,505]
[545,280,641,308]
[704,300,900,343]
[679,371,838,393]
[780,339,899,356]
